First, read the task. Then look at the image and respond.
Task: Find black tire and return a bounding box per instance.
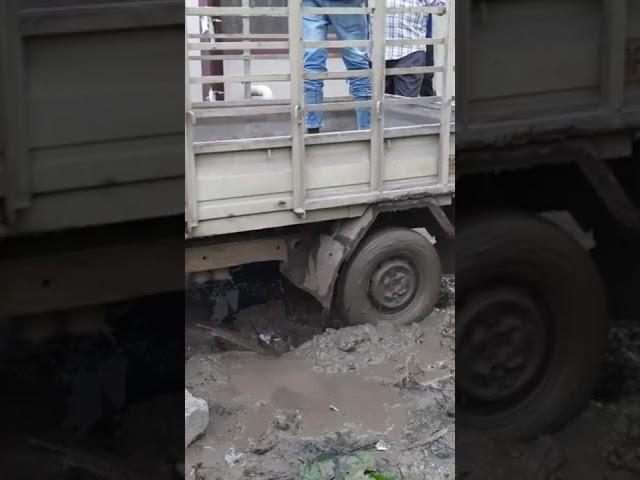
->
[336,227,442,326]
[457,213,608,438]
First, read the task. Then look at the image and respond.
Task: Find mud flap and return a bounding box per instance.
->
[280,208,377,311]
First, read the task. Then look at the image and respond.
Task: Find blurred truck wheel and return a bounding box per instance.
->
[457,213,608,438]
[336,227,441,326]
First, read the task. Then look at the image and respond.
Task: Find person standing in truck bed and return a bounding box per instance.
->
[385,0,446,97]
[419,12,435,96]
[303,0,372,133]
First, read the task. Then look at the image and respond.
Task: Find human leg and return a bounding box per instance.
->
[303,0,329,129]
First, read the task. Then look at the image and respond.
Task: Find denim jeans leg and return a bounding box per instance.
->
[342,47,372,129]
[330,8,371,130]
[303,7,328,129]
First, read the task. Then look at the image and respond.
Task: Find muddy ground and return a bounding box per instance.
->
[457,321,640,480]
[0,294,185,480]
[185,275,456,480]
[186,265,640,480]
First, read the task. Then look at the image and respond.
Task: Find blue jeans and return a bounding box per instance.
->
[303,0,371,130]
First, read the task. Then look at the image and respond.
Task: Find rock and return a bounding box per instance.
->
[337,328,371,353]
[185,389,209,448]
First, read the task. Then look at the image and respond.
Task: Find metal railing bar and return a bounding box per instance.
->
[387,6,446,14]
[193,124,444,154]
[189,33,289,39]
[241,0,251,99]
[189,33,444,48]
[193,105,291,118]
[192,95,354,109]
[193,99,288,108]
[303,185,450,212]
[189,39,442,51]
[193,100,374,116]
[188,41,289,51]
[191,73,290,84]
[192,71,377,84]
[288,0,306,216]
[438,0,455,184]
[386,66,443,76]
[186,6,445,16]
[302,6,445,15]
[305,70,371,80]
[302,7,370,14]
[304,100,373,112]
[385,96,444,106]
[386,38,444,46]
[369,0,386,192]
[189,54,290,61]
[192,100,382,117]
[186,7,289,17]
[303,39,370,48]
[185,22,198,229]
[301,38,445,49]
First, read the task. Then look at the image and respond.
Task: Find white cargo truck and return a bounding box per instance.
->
[185,1,456,325]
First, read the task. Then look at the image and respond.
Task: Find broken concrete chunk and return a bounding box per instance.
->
[185,389,209,448]
[337,328,372,353]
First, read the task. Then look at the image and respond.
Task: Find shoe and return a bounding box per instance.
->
[307,127,320,134]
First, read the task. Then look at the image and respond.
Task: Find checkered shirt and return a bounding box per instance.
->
[383,0,446,60]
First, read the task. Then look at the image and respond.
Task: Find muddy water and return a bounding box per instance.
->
[205,352,410,455]
[185,276,456,479]
[186,316,455,479]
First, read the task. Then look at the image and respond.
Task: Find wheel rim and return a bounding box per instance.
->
[368,257,419,311]
[458,287,550,407]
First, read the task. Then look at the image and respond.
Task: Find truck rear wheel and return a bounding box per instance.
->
[336,227,442,326]
[457,213,608,438]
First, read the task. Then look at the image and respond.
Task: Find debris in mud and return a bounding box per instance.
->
[337,329,372,353]
[605,400,640,475]
[300,451,386,480]
[595,323,640,400]
[272,410,303,432]
[437,275,455,309]
[233,300,325,352]
[249,410,303,455]
[375,440,389,452]
[224,448,245,465]
[185,389,209,448]
[196,323,275,356]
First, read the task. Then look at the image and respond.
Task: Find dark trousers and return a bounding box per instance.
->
[420,44,435,97]
[385,50,427,97]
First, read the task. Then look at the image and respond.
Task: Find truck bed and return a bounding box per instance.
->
[189,102,455,238]
[194,102,445,142]
[184,2,456,239]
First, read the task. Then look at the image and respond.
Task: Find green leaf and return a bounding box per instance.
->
[364,470,395,480]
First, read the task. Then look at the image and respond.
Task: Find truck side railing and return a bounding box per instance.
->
[185,0,455,231]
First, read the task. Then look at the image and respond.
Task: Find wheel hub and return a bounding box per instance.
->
[458,288,550,405]
[369,258,418,311]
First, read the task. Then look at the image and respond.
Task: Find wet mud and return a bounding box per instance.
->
[457,322,640,480]
[185,275,456,480]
